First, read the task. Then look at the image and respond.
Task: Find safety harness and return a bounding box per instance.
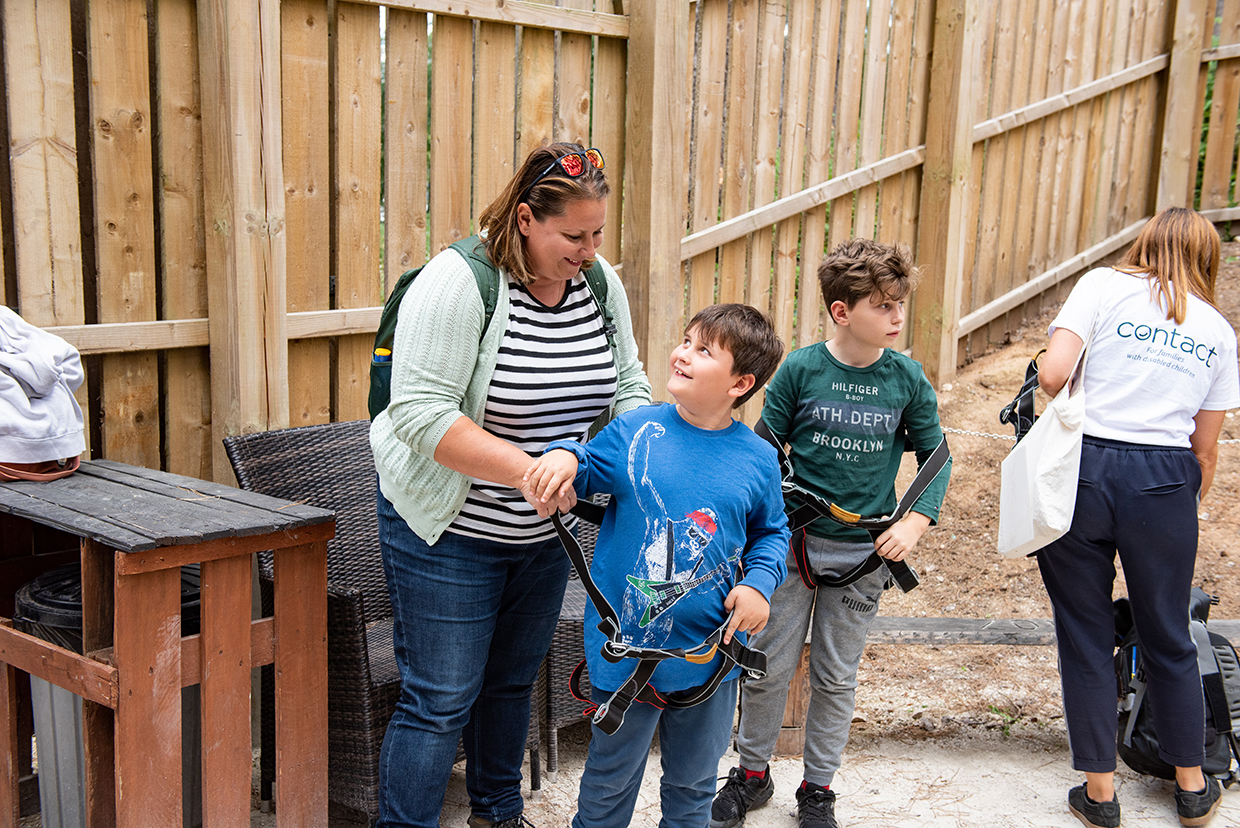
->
[550,502,768,735]
[753,419,951,594]
[997,350,1045,443]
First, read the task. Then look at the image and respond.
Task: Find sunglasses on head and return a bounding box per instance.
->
[519,147,605,205]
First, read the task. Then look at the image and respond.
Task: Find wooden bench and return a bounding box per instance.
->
[774,615,1240,756]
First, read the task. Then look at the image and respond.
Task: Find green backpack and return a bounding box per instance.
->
[368,235,614,420]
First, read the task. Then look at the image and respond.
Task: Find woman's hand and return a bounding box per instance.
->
[873,511,931,561]
[722,585,770,644]
[523,449,580,516]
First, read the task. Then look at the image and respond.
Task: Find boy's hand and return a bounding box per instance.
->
[522,449,579,517]
[722,585,770,645]
[873,511,932,561]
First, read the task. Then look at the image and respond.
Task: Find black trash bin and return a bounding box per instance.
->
[14,563,205,828]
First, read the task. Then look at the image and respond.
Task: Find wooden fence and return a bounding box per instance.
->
[1,0,1237,482]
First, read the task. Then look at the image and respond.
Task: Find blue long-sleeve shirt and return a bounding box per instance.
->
[550,403,789,693]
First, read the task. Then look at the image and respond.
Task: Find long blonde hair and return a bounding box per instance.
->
[1116,207,1220,324]
[477,143,610,285]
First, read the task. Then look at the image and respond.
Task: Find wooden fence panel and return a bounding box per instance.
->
[383,8,429,287]
[1202,0,1240,211]
[559,0,594,147]
[90,0,161,467]
[747,0,786,325]
[334,2,382,422]
[283,0,332,429]
[155,0,212,479]
[517,19,556,161]
[474,22,518,216]
[593,31,626,266]
[688,0,728,316]
[717,0,758,309]
[429,14,475,252]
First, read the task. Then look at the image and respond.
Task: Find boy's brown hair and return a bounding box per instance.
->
[817,238,920,310]
[685,303,784,408]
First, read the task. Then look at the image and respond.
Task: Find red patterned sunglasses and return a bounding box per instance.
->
[519,148,605,205]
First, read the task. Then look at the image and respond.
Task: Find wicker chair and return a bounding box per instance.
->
[223,420,541,824]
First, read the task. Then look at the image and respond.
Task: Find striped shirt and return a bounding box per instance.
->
[450,273,618,542]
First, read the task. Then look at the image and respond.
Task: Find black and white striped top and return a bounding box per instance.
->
[449,274,618,542]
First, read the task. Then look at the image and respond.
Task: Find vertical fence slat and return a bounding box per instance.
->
[689,0,728,316]
[1108,0,1147,231]
[5,0,84,327]
[1087,0,1126,245]
[593,33,626,266]
[430,14,475,250]
[283,0,332,428]
[1009,0,1054,296]
[876,0,916,247]
[900,0,934,253]
[1159,0,1210,209]
[827,0,867,245]
[718,0,758,309]
[90,0,160,466]
[747,0,786,321]
[797,0,843,351]
[1058,0,1103,263]
[384,8,429,285]
[1202,2,1240,210]
[474,22,517,214]
[1128,0,1168,222]
[974,0,1018,317]
[155,0,212,477]
[333,1,382,422]
[914,0,978,385]
[517,17,555,160]
[559,0,594,146]
[852,0,893,239]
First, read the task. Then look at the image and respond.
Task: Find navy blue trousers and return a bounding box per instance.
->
[1036,436,1206,773]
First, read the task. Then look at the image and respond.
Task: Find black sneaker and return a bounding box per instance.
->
[710,766,775,828]
[1067,784,1121,828]
[466,815,535,828]
[1176,775,1222,827]
[795,782,838,828]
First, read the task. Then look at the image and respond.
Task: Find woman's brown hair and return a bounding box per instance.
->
[478,143,610,285]
[1117,207,1220,324]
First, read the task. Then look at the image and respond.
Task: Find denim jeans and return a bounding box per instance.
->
[376,489,570,828]
[572,678,737,828]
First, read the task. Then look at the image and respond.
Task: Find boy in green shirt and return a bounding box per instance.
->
[711,239,951,828]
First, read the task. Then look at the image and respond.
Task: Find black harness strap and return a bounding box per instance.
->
[998,350,1044,443]
[754,419,951,594]
[551,508,768,735]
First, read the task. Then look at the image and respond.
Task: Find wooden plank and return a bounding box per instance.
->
[592,29,627,266]
[1157,0,1209,209]
[772,642,810,757]
[4,0,85,327]
[334,2,383,422]
[719,0,759,307]
[0,660,16,827]
[797,0,843,352]
[1128,0,1168,223]
[80,538,116,828]
[1094,0,1132,241]
[1029,0,1073,280]
[912,0,979,386]
[1009,0,1054,298]
[115,522,335,576]
[1109,0,1150,232]
[517,10,556,161]
[88,0,161,468]
[88,616,276,683]
[852,0,894,239]
[114,566,182,826]
[0,623,117,707]
[283,0,333,429]
[153,0,214,481]
[745,0,789,326]
[474,21,517,214]
[876,0,916,247]
[623,0,689,400]
[558,0,594,146]
[0,486,157,551]
[273,541,329,828]
[383,8,430,284]
[199,0,290,476]
[974,0,1019,311]
[199,555,253,826]
[993,0,1039,308]
[865,616,1057,645]
[1201,5,1240,210]
[1058,0,1103,264]
[429,14,474,251]
[688,0,729,316]
[899,0,934,254]
[379,0,629,37]
[828,0,868,245]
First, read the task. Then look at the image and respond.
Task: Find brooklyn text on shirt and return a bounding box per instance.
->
[1115,321,1220,366]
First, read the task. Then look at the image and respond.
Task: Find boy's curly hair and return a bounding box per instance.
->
[817,239,920,310]
[685,303,784,408]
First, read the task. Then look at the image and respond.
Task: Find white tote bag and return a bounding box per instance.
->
[997,329,1092,558]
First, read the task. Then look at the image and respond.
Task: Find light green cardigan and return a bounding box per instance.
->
[369,247,652,544]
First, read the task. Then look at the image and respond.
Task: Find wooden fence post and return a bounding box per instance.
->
[1156,0,1209,211]
[913,0,979,387]
[622,0,689,399]
[197,0,289,480]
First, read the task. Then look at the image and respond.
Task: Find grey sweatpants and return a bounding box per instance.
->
[736,536,888,787]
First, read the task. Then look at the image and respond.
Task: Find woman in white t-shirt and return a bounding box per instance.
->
[1036,208,1239,828]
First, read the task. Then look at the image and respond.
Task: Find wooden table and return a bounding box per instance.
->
[0,459,334,827]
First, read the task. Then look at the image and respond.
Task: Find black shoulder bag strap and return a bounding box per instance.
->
[998,350,1044,443]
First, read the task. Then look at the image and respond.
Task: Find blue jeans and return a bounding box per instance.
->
[376,489,570,828]
[572,678,737,828]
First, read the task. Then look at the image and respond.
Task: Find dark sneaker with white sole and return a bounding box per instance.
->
[710,766,774,828]
[1068,784,1121,828]
[795,782,838,828]
[1176,775,1222,827]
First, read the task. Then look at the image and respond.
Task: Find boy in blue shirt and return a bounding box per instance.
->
[710,240,951,828]
[525,303,791,828]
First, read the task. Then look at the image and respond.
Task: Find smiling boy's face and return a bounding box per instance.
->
[666,324,740,410]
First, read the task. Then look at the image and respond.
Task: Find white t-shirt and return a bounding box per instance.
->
[1049,266,1240,447]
